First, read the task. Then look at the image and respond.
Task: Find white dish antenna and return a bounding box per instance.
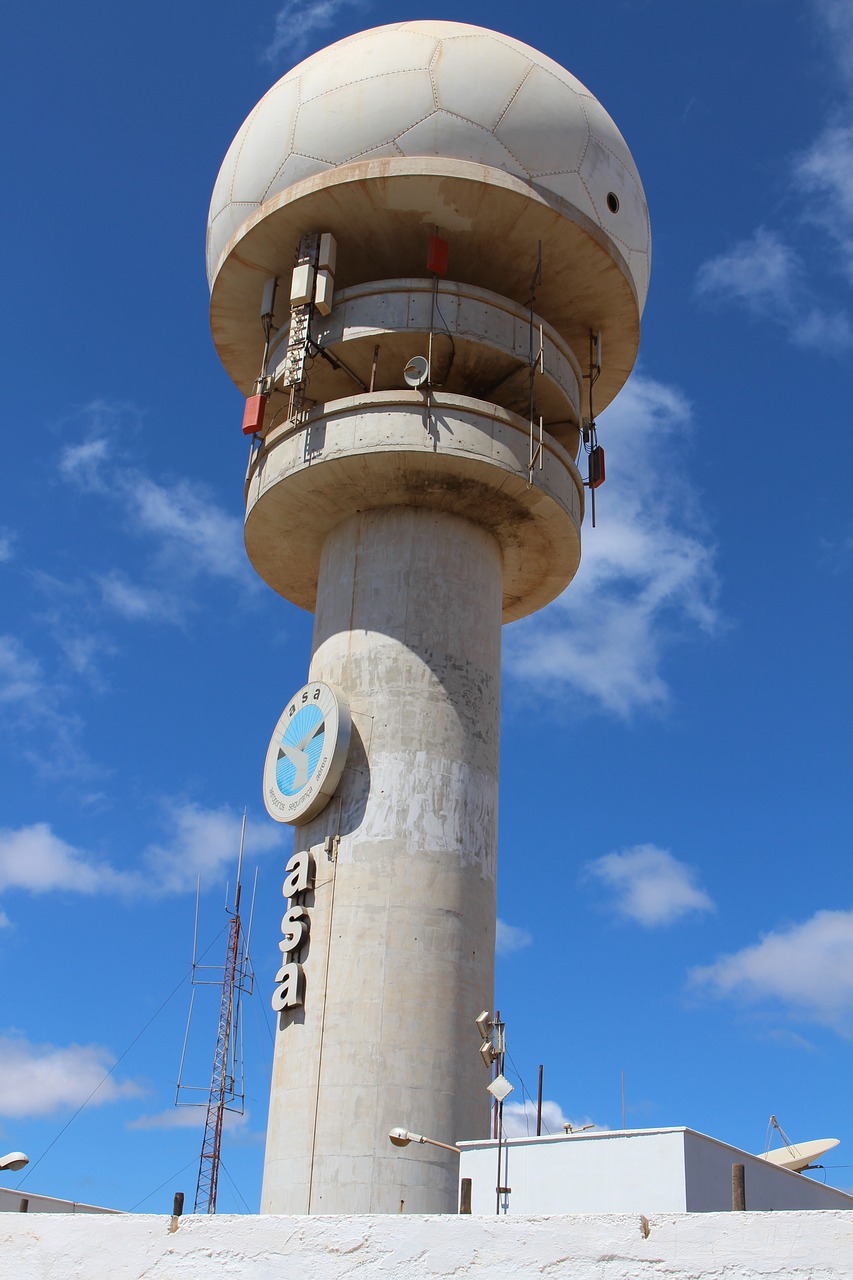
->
[403,356,429,388]
[755,1137,839,1171]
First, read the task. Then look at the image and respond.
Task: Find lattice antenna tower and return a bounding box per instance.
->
[175,810,256,1213]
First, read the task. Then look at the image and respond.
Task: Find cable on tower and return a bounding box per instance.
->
[582,329,605,526]
[527,243,545,483]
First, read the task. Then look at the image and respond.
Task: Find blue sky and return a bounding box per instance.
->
[2,0,853,1212]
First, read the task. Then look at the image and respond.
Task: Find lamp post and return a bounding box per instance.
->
[388,1128,460,1156]
[388,1129,470,1213]
[0,1152,29,1174]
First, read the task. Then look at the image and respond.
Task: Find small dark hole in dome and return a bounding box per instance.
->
[606,192,620,214]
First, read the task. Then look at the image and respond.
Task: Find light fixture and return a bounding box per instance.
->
[0,1151,29,1173]
[388,1127,459,1155]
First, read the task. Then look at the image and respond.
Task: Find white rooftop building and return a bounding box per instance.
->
[457,1128,853,1215]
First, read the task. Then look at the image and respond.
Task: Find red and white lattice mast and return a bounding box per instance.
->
[176,812,255,1214]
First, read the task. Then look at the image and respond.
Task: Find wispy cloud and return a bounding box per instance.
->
[697,226,798,310]
[59,436,111,493]
[0,823,130,896]
[23,573,116,688]
[587,844,714,927]
[814,0,853,86]
[505,374,719,716]
[129,475,246,583]
[502,1099,599,1138]
[140,802,285,895]
[57,630,115,680]
[0,402,254,777]
[819,526,853,572]
[127,1106,249,1132]
[56,401,251,623]
[0,624,99,781]
[796,124,853,283]
[263,0,366,66]
[691,908,853,1035]
[496,918,532,955]
[0,636,42,705]
[0,528,15,562]
[96,572,183,624]
[0,1033,144,1118]
[762,1027,819,1053]
[695,227,853,351]
[696,3,853,346]
[0,805,285,912]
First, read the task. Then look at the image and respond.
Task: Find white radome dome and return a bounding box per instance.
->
[207,20,650,308]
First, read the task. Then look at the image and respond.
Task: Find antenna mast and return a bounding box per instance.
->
[178,810,254,1214]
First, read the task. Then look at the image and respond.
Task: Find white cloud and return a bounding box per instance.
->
[695,5,853,346]
[0,908,10,928]
[97,572,181,623]
[58,436,110,492]
[54,628,115,686]
[796,125,853,284]
[0,636,42,704]
[57,403,250,610]
[263,0,366,65]
[502,1099,599,1138]
[505,374,719,716]
[813,0,853,84]
[23,574,117,688]
[819,527,853,571]
[0,1033,144,1118]
[587,845,714,927]
[4,402,251,778]
[140,803,285,895]
[696,226,799,311]
[127,1106,249,1132]
[0,823,129,895]
[695,228,853,352]
[690,908,853,1035]
[0,528,15,562]
[0,806,285,906]
[0,597,106,777]
[496,918,532,955]
[130,475,245,583]
[790,302,853,351]
[763,1028,819,1053]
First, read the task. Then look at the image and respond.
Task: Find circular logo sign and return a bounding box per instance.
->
[263,681,351,825]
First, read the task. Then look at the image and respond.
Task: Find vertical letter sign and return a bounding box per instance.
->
[272,849,315,1011]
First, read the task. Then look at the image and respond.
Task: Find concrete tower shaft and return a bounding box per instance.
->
[207,21,649,1215]
[264,508,501,1213]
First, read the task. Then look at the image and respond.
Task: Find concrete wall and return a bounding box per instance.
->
[5,1211,853,1279]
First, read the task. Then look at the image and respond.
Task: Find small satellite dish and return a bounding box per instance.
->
[755,1138,839,1171]
[403,355,430,388]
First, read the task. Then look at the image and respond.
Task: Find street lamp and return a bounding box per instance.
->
[0,1152,29,1173]
[388,1127,460,1155]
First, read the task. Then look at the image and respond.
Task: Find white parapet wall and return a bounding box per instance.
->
[4,1211,853,1279]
